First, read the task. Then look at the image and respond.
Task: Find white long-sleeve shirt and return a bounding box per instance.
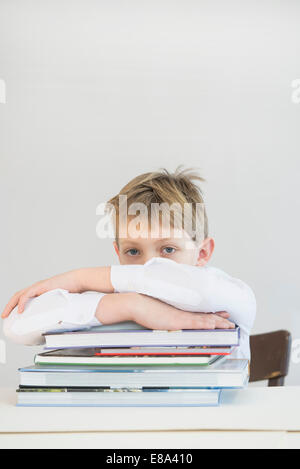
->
[3,257,256,358]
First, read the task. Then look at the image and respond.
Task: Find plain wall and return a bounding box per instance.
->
[0,0,300,387]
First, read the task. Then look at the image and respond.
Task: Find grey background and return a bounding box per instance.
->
[0,0,299,387]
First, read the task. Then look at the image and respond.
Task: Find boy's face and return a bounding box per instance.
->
[113,221,214,267]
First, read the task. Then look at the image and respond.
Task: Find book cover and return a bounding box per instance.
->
[44,324,240,349]
[16,386,221,407]
[19,359,249,389]
[35,347,231,366]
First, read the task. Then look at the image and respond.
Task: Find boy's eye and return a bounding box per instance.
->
[126,249,140,256]
[162,247,176,255]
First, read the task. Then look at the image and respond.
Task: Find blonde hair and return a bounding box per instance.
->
[106,166,209,244]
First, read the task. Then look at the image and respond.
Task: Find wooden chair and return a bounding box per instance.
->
[249,330,292,386]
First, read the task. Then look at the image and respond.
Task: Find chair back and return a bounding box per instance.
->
[249,330,292,386]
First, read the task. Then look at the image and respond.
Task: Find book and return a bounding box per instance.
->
[43,321,240,349]
[18,359,249,389]
[34,347,232,366]
[16,387,221,407]
[93,346,234,356]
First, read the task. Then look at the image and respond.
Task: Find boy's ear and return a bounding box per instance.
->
[196,237,215,266]
[113,241,120,259]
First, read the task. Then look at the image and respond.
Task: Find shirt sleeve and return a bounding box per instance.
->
[3,289,106,346]
[111,257,256,335]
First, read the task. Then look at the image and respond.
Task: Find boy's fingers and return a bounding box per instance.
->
[1,284,46,319]
[176,314,213,330]
[17,289,38,314]
[195,312,234,329]
[195,316,215,330]
[17,295,30,314]
[212,312,235,329]
[183,313,230,331]
[216,318,235,329]
[216,311,230,318]
[1,292,22,319]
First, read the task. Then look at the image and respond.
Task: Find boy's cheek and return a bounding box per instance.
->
[173,250,200,266]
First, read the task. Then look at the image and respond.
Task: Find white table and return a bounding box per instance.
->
[1,387,300,449]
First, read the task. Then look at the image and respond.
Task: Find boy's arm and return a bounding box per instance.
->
[3,289,107,345]
[3,289,234,345]
[1,267,113,318]
[110,258,257,335]
[96,292,233,331]
[2,257,256,334]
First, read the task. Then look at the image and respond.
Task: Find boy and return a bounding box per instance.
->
[2,167,256,359]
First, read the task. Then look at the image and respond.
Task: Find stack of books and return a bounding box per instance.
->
[16,321,249,407]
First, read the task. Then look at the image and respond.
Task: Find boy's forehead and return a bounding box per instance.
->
[118,221,193,244]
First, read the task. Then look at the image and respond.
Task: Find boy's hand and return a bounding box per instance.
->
[2,267,114,319]
[133,294,235,330]
[110,292,235,331]
[1,271,84,318]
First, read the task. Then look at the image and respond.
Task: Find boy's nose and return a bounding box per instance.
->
[142,253,161,264]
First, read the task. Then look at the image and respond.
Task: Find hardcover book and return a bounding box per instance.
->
[16,387,221,407]
[19,359,249,389]
[43,321,240,349]
[35,347,232,366]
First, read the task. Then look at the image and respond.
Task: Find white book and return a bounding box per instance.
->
[44,321,240,349]
[19,359,249,389]
[17,387,221,407]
